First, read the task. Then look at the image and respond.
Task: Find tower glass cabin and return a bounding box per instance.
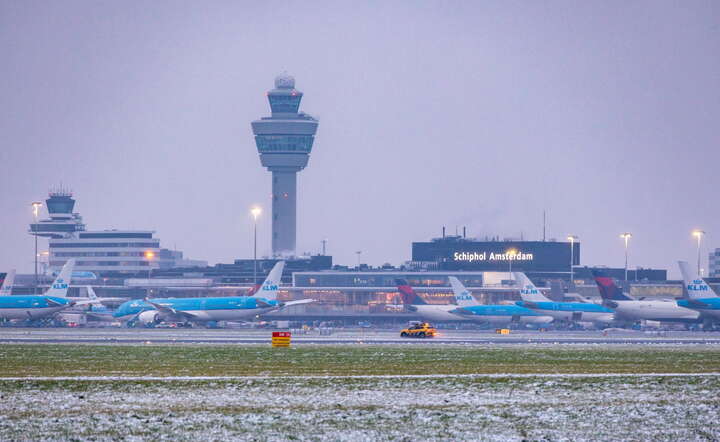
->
[251,74,319,256]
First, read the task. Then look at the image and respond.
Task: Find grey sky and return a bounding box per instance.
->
[1,1,718,277]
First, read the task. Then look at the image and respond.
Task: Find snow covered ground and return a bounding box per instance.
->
[1,374,718,440]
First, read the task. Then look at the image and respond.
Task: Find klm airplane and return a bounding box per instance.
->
[113,261,313,326]
[395,277,551,325]
[0,260,79,320]
[513,272,614,325]
[677,260,720,320]
[447,277,552,326]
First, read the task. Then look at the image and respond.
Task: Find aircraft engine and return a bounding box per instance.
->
[138,310,160,325]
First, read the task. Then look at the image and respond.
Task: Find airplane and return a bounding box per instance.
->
[395,278,475,322]
[514,272,614,326]
[593,269,700,324]
[113,261,314,326]
[78,287,127,321]
[447,277,553,326]
[0,269,16,296]
[0,260,87,320]
[66,285,126,305]
[677,260,720,320]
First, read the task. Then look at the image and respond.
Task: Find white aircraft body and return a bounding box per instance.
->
[513,272,614,325]
[593,271,700,324]
[448,276,553,325]
[395,278,474,322]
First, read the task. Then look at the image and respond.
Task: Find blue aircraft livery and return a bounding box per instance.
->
[513,271,614,324]
[446,276,552,325]
[113,261,314,325]
[0,260,76,320]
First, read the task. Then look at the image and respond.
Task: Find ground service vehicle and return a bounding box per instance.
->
[400,322,437,338]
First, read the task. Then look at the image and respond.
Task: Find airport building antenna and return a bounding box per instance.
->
[251,74,319,257]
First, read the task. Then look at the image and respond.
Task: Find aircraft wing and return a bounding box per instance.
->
[520,300,540,309]
[256,298,315,309]
[73,299,108,307]
[143,300,198,320]
[685,299,711,309]
[144,300,200,321]
[45,298,66,307]
[448,307,474,316]
[144,300,180,314]
[282,299,315,308]
[255,299,273,309]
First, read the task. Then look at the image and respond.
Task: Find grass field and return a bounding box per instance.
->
[1,375,719,440]
[2,344,720,440]
[2,344,720,377]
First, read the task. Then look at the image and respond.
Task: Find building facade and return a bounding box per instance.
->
[710,249,720,278]
[412,235,579,276]
[30,190,205,278]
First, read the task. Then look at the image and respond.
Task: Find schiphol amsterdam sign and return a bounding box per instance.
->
[453,251,534,263]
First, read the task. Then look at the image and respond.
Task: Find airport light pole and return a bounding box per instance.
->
[567,235,578,285]
[356,251,362,269]
[31,201,42,286]
[693,229,705,276]
[251,206,262,285]
[620,232,632,282]
[507,248,518,281]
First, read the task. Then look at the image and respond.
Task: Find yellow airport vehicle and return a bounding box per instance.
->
[400,322,437,338]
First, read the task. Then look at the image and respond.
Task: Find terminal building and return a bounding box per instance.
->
[410,233,667,284]
[709,249,720,278]
[411,233,579,279]
[29,189,206,278]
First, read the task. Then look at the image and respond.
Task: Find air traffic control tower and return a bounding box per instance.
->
[251,74,319,256]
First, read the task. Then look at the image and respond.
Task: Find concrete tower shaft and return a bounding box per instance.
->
[251,74,318,256]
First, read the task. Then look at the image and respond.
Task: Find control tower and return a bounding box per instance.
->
[251,74,319,256]
[29,188,86,239]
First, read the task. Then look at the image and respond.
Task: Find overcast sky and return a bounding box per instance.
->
[1,1,718,277]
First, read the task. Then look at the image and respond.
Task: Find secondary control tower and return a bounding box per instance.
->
[251,74,319,256]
